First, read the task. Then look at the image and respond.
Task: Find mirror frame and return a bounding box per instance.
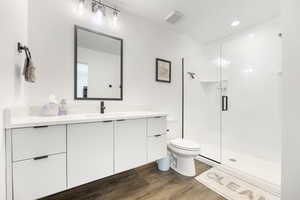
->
[74,25,123,101]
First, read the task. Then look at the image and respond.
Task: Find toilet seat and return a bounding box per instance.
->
[170,139,200,151]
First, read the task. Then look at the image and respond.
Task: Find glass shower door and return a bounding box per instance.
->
[184,44,222,163]
[220,21,282,185]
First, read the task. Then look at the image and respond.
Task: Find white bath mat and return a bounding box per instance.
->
[195,168,280,200]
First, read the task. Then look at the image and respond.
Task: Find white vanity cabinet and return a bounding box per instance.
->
[115,119,147,173]
[12,125,66,161]
[8,126,67,200]
[147,117,167,162]
[13,154,67,200]
[67,121,114,188]
[5,113,167,200]
[147,117,167,137]
[147,134,167,162]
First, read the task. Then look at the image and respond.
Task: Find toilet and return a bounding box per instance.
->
[168,138,201,177]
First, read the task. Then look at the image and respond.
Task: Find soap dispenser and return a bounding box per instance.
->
[58,99,68,116]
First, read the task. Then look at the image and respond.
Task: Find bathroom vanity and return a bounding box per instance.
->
[5,112,167,200]
[3,24,169,200]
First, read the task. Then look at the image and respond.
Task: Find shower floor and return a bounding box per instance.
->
[222,149,281,187]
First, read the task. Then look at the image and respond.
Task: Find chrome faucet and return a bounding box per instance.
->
[100,101,106,114]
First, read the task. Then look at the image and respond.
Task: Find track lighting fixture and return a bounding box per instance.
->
[78,0,120,27]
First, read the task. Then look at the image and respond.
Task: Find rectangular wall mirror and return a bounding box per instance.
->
[74,25,123,100]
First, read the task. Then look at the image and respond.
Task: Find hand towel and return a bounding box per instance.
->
[22,47,36,83]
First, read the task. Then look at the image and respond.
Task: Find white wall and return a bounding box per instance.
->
[0,0,28,198]
[27,0,202,139]
[281,0,300,199]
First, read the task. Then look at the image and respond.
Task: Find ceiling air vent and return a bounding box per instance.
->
[165,11,184,24]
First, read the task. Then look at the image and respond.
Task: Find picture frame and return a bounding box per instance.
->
[156,58,172,83]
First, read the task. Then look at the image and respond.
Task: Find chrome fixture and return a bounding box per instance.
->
[77,0,120,27]
[112,9,119,28]
[78,0,85,15]
[92,0,106,16]
[165,11,184,24]
[187,72,196,79]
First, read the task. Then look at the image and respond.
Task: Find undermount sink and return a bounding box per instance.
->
[83,113,102,118]
[83,112,155,119]
[83,113,111,118]
[83,112,128,118]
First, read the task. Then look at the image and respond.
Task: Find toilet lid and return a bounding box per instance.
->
[170,139,201,151]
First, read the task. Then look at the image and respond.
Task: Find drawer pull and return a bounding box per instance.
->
[154,134,163,137]
[33,126,49,129]
[154,116,162,119]
[102,120,113,123]
[33,155,49,160]
[116,119,126,122]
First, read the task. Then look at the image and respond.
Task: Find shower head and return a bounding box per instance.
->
[187,72,196,79]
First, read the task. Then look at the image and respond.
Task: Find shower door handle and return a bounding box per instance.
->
[222,96,228,111]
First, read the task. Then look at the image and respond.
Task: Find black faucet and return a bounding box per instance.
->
[100,101,106,114]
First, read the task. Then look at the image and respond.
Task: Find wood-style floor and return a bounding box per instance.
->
[42,161,226,200]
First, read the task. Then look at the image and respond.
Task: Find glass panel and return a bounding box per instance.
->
[184,44,222,162]
[221,20,282,185]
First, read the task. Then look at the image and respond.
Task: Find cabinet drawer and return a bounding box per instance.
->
[13,153,67,200]
[147,117,167,137]
[147,134,167,162]
[12,125,66,161]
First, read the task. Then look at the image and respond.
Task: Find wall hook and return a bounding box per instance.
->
[17,42,26,53]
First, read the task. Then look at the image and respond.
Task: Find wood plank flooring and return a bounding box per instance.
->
[42,161,225,200]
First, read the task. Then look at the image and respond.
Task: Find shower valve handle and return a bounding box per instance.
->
[222,96,228,111]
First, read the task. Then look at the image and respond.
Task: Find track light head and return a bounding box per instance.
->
[77,0,85,16]
[112,9,119,29]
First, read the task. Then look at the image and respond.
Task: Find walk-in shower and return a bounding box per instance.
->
[184,19,282,189]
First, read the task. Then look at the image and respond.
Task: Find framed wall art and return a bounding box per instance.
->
[156,58,171,83]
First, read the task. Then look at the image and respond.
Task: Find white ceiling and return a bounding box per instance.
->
[115,0,280,43]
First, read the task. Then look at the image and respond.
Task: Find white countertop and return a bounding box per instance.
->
[6,112,168,129]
